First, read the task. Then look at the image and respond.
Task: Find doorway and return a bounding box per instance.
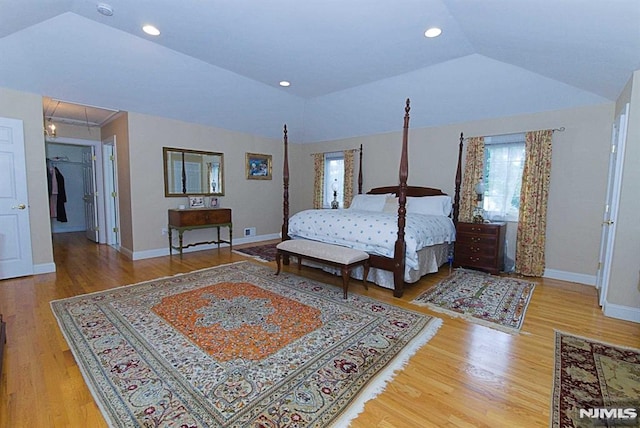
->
[46,138,106,244]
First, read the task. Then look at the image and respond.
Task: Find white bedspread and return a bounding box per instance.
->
[287,209,456,271]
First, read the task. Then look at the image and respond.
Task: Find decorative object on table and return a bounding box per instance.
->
[550,331,639,428]
[331,178,340,209]
[188,195,205,208]
[232,242,278,262]
[472,181,485,223]
[51,262,442,428]
[209,197,219,208]
[246,152,272,180]
[411,268,535,333]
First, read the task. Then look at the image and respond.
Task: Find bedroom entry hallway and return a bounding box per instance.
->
[0,233,638,427]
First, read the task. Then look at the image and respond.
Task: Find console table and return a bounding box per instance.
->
[168,208,232,256]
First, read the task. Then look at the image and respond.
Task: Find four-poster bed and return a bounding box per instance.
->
[281,99,464,297]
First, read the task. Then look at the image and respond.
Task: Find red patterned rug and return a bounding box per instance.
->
[233,242,277,262]
[51,261,442,427]
[551,331,640,427]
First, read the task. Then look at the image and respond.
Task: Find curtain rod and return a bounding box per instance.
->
[463,127,565,141]
[309,146,362,156]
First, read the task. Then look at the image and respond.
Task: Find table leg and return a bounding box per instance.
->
[168,227,173,255]
[178,231,184,256]
[217,226,221,250]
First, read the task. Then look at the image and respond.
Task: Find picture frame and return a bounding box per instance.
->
[245,153,272,180]
[188,195,205,208]
[210,197,219,208]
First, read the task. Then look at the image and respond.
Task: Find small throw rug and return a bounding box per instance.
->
[551,331,640,428]
[411,268,535,333]
[51,261,441,427]
[232,242,277,262]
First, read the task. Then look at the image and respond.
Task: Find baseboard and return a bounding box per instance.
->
[543,268,596,286]
[603,301,640,323]
[33,262,56,274]
[130,233,280,261]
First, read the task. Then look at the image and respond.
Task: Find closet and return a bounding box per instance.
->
[46,142,98,241]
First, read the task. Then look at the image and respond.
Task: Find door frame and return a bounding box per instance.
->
[102,135,120,248]
[595,102,629,307]
[45,137,107,243]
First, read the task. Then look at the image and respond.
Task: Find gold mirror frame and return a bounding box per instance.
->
[163,147,224,197]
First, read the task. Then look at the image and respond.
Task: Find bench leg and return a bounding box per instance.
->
[341,266,350,299]
[362,260,369,290]
[275,251,282,275]
[297,256,302,271]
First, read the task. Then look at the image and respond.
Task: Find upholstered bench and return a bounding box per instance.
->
[275,240,370,299]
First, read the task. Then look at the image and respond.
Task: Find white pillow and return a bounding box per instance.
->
[382,196,398,213]
[349,194,390,211]
[407,195,452,216]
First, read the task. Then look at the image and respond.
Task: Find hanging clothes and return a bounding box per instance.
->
[54,167,68,222]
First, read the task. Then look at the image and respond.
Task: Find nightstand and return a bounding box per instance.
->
[454,222,506,275]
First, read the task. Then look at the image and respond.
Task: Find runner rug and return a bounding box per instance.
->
[551,331,640,427]
[232,242,277,262]
[51,261,441,427]
[411,268,535,333]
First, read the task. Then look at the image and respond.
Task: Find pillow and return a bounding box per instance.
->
[382,196,398,213]
[349,194,390,211]
[407,195,452,216]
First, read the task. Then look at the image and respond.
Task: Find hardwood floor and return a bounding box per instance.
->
[0,232,638,427]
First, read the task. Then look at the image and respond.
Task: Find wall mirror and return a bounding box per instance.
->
[163,147,224,197]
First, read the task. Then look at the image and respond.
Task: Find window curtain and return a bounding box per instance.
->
[515,129,553,276]
[312,153,325,209]
[343,149,356,208]
[459,136,485,222]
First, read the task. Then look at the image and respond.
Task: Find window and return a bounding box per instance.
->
[481,134,526,222]
[323,152,344,208]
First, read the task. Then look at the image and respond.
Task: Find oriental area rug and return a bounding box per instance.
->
[551,331,640,428]
[232,242,278,262]
[411,268,535,333]
[51,261,442,427]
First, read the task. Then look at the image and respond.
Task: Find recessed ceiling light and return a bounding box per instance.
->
[424,27,442,38]
[279,81,291,87]
[142,25,160,36]
[96,3,114,16]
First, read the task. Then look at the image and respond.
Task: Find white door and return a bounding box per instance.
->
[82,146,99,242]
[595,103,629,307]
[0,117,33,279]
[102,137,120,247]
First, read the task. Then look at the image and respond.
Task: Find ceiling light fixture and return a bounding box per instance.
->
[424,27,442,38]
[279,81,291,87]
[96,3,114,16]
[45,119,57,139]
[142,25,160,36]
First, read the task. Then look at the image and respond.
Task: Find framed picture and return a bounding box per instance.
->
[246,153,272,180]
[210,197,219,208]
[188,195,205,208]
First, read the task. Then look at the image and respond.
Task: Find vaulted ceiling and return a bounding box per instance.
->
[1,1,639,142]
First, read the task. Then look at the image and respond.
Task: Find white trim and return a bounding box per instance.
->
[33,262,56,274]
[543,268,596,286]
[130,233,281,261]
[602,301,640,323]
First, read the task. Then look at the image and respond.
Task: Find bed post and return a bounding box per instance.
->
[452,132,463,225]
[282,124,290,243]
[393,99,410,298]
[358,144,363,194]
